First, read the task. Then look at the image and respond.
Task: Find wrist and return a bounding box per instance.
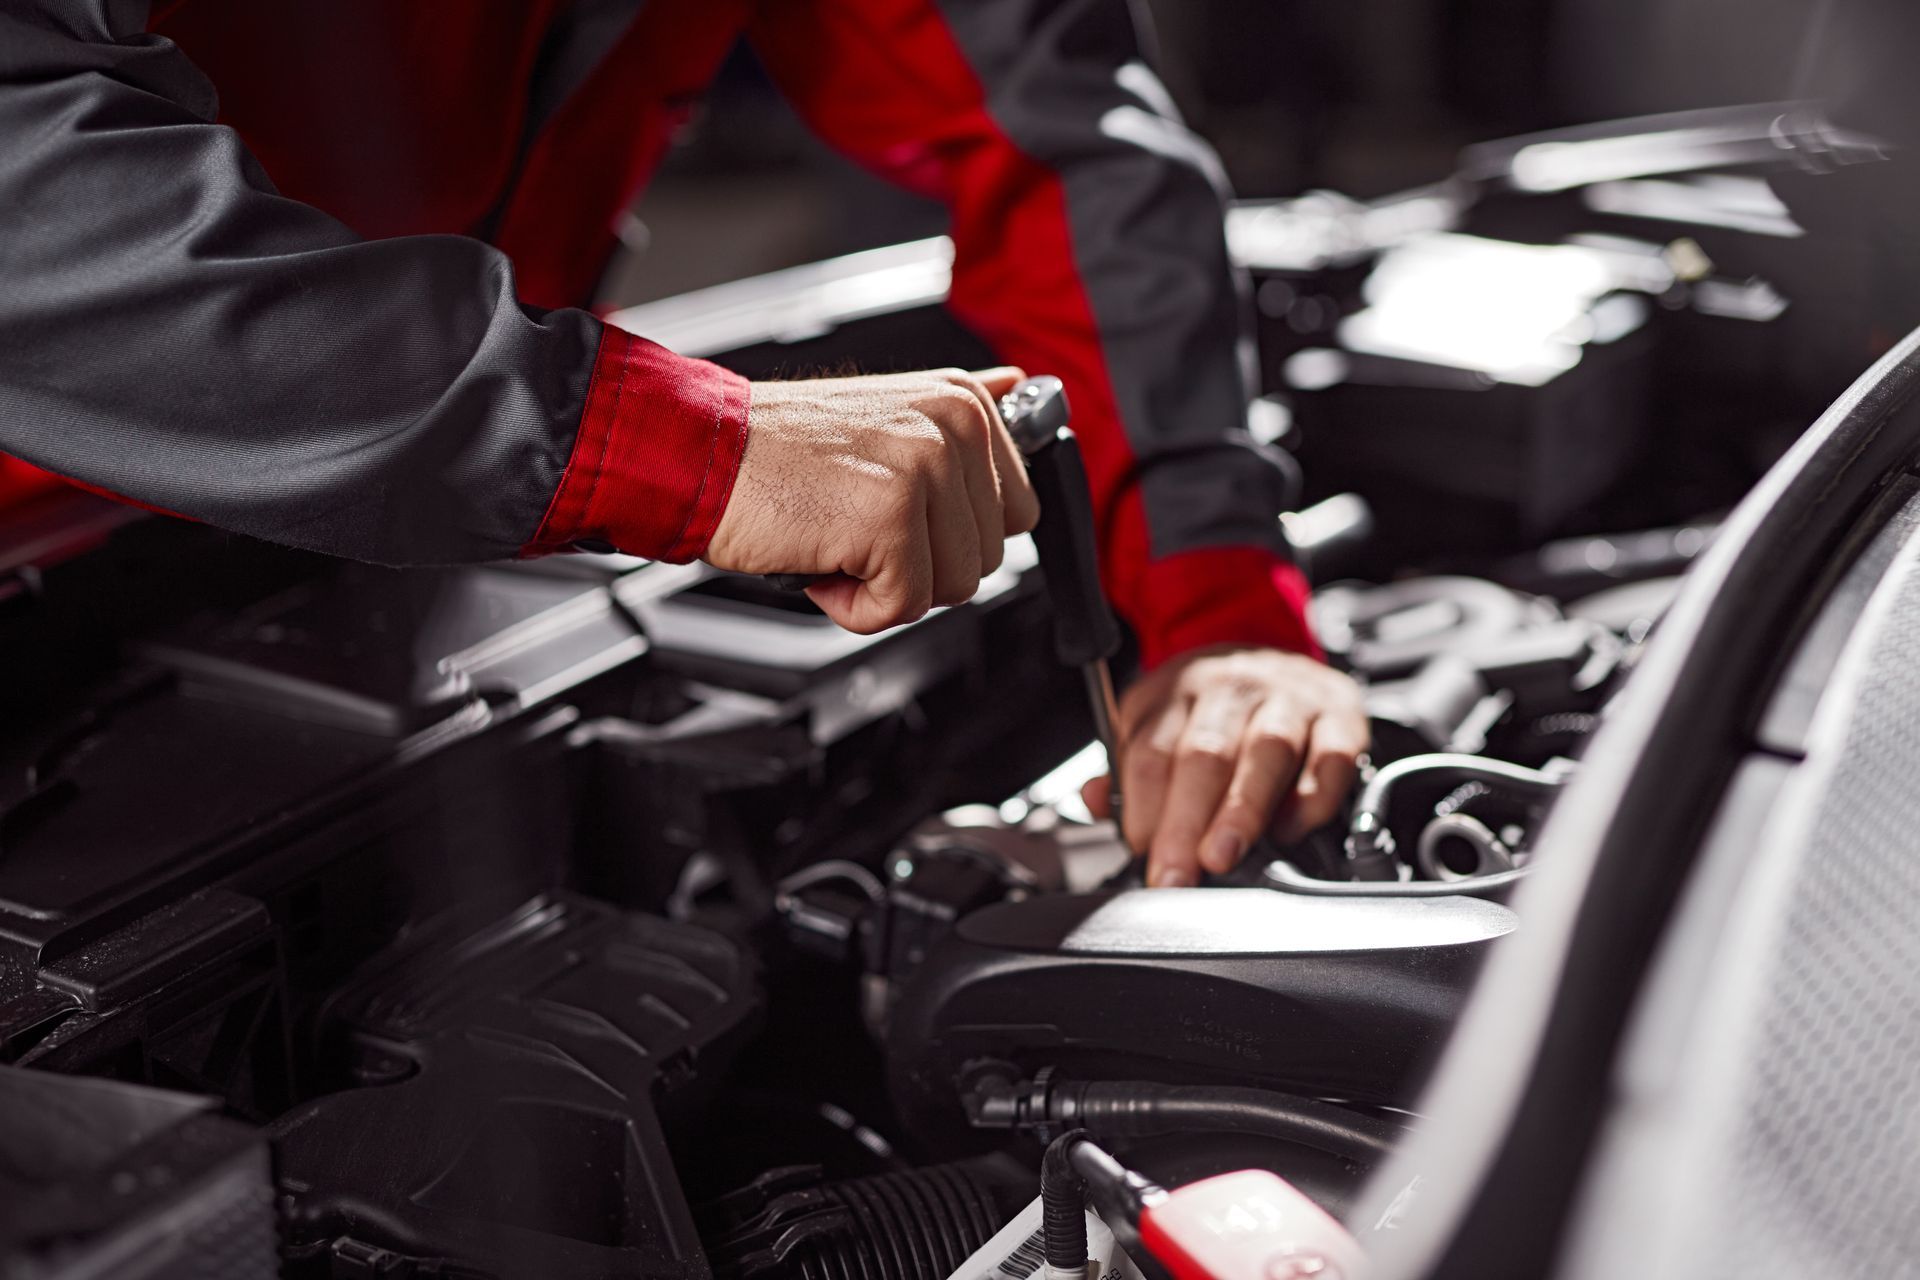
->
[521,327,750,562]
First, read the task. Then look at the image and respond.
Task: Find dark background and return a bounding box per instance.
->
[603,0,1833,307]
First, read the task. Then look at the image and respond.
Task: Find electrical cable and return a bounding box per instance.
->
[1057,1081,1401,1166]
[975,1076,1404,1169]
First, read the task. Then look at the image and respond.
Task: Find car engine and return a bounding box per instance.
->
[0,100,1867,1280]
[0,506,1662,1279]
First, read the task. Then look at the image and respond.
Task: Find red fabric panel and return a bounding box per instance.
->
[0,456,65,511]
[495,2,752,309]
[521,326,751,562]
[1133,551,1322,669]
[153,1,736,309]
[154,2,563,244]
[749,0,1317,667]
[146,2,756,560]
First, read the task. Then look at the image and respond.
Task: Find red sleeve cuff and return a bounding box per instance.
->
[0,456,66,511]
[520,326,751,562]
[1126,547,1323,670]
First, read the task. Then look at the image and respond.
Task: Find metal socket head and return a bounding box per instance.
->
[1000,375,1072,456]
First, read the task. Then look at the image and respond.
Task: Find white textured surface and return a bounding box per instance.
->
[1059,888,1515,956]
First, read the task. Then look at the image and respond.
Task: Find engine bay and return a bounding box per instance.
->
[0,102,1881,1279]
[0,512,1665,1279]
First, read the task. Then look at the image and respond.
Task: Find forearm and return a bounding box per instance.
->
[0,0,747,567]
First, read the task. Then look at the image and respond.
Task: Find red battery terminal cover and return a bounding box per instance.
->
[1137,1169,1365,1280]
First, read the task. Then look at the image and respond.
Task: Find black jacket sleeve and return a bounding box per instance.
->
[0,0,599,564]
[749,0,1319,665]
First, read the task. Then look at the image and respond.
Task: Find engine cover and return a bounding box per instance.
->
[274,893,759,1278]
[888,888,1515,1138]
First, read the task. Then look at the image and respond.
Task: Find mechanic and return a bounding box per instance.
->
[0,0,1367,887]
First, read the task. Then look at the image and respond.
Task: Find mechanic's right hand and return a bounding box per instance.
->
[704,367,1042,634]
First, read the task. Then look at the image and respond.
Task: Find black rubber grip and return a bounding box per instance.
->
[1026,427,1122,667]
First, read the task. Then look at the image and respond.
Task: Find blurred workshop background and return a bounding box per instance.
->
[591,0,1920,579]
[605,0,1832,308]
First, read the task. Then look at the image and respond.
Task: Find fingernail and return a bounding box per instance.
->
[1204,831,1245,874]
[1151,863,1195,888]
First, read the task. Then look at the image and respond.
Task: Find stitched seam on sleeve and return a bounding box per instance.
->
[688,378,750,556]
[573,329,627,538]
[526,327,617,551]
[662,379,727,558]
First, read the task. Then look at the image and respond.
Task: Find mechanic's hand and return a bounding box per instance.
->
[1082,645,1369,886]
[705,367,1042,634]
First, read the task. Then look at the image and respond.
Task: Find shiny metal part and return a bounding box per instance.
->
[1415,812,1516,881]
[999,374,1071,455]
[1082,661,1125,839]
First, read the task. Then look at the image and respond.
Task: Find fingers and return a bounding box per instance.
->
[1146,681,1263,887]
[1275,703,1368,842]
[967,367,1040,536]
[715,365,1044,637]
[1111,649,1370,885]
[923,460,985,607]
[973,367,1026,398]
[934,372,1012,578]
[806,575,871,632]
[1081,773,1112,820]
[815,497,933,633]
[1200,704,1312,875]
[826,370,995,625]
[1120,688,1189,870]
[993,416,1041,536]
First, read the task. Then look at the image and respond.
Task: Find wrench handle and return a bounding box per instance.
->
[1022,424,1121,668]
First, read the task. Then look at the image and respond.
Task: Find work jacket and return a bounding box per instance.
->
[0,0,1315,667]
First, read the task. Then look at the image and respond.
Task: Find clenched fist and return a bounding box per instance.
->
[1084,645,1369,886]
[705,367,1042,634]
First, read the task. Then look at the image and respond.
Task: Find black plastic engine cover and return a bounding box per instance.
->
[274,893,760,1279]
[0,1066,275,1279]
[888,888,1515,1136]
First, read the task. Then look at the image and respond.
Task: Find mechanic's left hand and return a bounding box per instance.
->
[1082,645,1368,887]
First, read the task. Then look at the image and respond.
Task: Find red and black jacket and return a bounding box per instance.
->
[0,0,1316,667]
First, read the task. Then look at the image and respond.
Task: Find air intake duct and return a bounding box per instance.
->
[702,1158,1034,1280]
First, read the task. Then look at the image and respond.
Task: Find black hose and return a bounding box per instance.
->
[1040,1131,1091,1273]
[1050,1080,1403,1167]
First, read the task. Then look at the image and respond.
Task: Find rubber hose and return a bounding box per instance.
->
[1041,1131,1091,1274]
[1057,1082,1401,1166]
